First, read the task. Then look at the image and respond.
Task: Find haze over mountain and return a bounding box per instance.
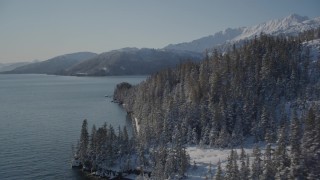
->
[0,62,31,72]
[3,52,97,75]
[63,48,202,76]
[164,14,320,52]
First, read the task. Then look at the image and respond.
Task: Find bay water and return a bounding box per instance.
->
[0,74,145,180]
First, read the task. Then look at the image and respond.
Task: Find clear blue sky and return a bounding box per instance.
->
[1,0,319,63]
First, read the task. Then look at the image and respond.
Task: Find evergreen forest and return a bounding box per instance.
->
[74,28,320,179]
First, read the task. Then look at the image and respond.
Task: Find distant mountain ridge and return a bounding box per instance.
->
[164,14,320,52]
[4,52,97,75]
[63,48,202,76]
[0,62,31,72]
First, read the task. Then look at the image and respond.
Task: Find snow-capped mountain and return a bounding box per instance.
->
[164,14,320,52]
[165,28,244,53]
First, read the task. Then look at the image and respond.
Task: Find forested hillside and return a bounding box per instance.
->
[73,29,320,179]
[115,29,319,146]
[112,29,320,178]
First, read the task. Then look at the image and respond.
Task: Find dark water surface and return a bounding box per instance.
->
[0,74,146,180]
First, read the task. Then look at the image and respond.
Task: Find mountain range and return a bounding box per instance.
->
[3,14,320,76]
[0,62,31,72]
[3,52,97,75]
[62,48,202,76]
[164,14,320,52]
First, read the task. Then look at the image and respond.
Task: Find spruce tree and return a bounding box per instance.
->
[164,149,175,179]
[79,119,89,166]
[225,152,234,180]
[301,107,320,179]
[261,143,275,180]
[214,160,224,180]
[239,147,250,180]
[251,145,262,180]
[274,126,290,180]
[289,111,303,179]
[192,127,198,145]
[209,127,218,147]
[225,149,239,180]
[232,150,239,180]
[89,124,97,172]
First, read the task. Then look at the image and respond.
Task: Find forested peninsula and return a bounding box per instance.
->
[73,29,320,179]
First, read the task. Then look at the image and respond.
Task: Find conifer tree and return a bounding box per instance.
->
[232,150,239,179]
[261,143,275,180]
[209,127,218,147]
[89,125,97,171]
[313,113,320,179]
[239,147,250,180]
[289,110,303,179]
[274,126,290,180]
[301,107,320,179]
[192,127,198,145]
[246,156,251,179]
[251,145,262,179]
[231,115,243,146]
[79,119,89,166]
[215,160,224,180]
[225,152,234,180]
[225,149,239,180]
[187,125,193,145]
[260,106,269,141]
[164,149,175,179]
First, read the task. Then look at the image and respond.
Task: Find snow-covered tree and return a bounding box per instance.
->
[214,160,224,180]
[274,125,290,180]
[251,145,262,179]
[239,147,250,180]
[225,149,239,180]
[289,110,303,179]
[191,127,198,145]
[261,143,275,180]
[301,107,320,179]
[79,119,89,166]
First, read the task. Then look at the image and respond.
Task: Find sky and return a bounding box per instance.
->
[1,0,320,63]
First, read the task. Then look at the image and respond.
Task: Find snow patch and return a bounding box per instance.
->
[134,117,140,133]
[303,38,320,62]
[186,147,236,179]
[185,141,266,179]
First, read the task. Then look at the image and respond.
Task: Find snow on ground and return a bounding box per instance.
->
[303,38,320,62]
[134,117,140,133]
[186,146,230,179]
[185,139,266,179]
[124,174,138,179]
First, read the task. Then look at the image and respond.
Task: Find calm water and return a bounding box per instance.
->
[0,74,146,180]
